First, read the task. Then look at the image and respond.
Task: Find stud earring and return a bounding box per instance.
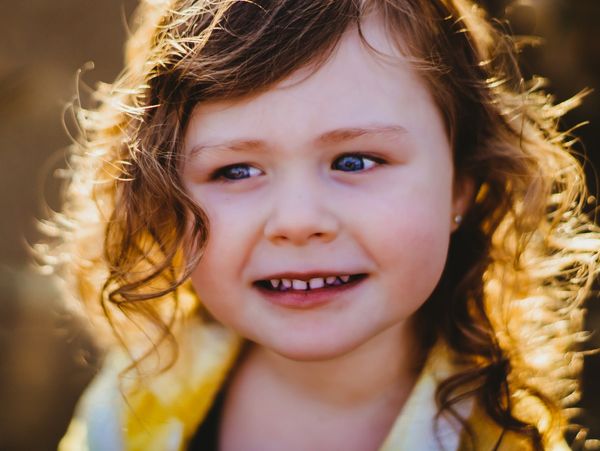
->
[453,214,463,225]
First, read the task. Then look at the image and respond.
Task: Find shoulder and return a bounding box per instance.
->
[58,319,242,451]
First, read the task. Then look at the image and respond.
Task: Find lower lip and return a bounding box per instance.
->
[255,276,367,309]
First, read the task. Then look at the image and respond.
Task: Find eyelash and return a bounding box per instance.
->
[210,153,385,182]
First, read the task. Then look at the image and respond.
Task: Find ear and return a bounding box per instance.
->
[451,175,476,232]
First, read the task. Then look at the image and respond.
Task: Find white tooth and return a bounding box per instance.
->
[340,275,350,283]
[325,276,337,285]
[309,278,325,289]
[282,279,292,288]
[292,279,308,290]
[270,279,280,288]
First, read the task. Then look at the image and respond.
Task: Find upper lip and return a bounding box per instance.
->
[254,270,365,282]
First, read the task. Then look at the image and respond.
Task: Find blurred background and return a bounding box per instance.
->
[1,0,599,449]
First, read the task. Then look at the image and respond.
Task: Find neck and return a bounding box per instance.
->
[242,319,424,411]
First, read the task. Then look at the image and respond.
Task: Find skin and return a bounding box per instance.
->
[182,14,473,451]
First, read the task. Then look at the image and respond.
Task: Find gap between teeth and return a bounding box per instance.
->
[270,275,351,290]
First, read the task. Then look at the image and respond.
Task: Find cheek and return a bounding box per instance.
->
[189,237,241,326]
[379,206,450,273]
[355,178,453,302]
[190,193,250,275]
[186,195,258,319]
[186,192,261,326]
[381,219,450,319]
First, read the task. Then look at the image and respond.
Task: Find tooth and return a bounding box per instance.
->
[282,279,292,288]
[309,278,325,289]
[340,275,350,283]
[292,279,308,290]
[325,276,337,285]
[270,279,281,288]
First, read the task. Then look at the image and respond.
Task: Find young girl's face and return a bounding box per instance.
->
[182,17,472,361]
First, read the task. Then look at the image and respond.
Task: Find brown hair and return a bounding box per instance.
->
[39,0,600,448]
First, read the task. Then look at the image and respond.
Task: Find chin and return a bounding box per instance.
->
[259,332,369,362]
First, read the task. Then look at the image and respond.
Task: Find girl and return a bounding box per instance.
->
[44,0,600,449]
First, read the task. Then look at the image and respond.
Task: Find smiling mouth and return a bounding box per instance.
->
[254,274,368,292]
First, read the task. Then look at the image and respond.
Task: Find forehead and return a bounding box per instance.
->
[184,14,439,149]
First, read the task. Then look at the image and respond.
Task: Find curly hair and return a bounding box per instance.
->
[38,0,600,448]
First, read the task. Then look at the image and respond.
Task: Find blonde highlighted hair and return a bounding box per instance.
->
[39,0,600,448]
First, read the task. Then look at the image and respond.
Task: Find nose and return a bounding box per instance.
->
[263,177,340,246]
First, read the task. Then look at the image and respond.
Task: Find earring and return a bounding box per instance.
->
[453,214,463,225]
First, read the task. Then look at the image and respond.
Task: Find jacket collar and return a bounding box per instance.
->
[61,317,543,451]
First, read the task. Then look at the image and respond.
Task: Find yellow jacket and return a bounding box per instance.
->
[59,318,570,451]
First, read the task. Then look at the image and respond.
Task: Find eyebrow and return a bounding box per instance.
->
[187,124,408,157]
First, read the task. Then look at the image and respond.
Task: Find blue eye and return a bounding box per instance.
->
[212,164,262,181]
[332,154,381,172]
